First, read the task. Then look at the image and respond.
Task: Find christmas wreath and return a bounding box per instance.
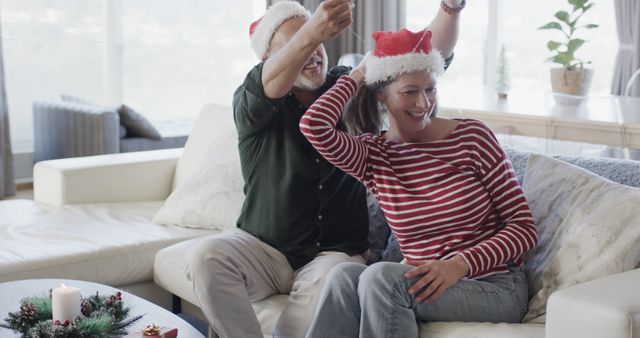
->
[0,290,143,338]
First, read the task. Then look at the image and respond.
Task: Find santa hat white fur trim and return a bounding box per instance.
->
[250,1,311,59]
[364,50,445,86]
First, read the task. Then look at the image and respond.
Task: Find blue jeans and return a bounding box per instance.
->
[305,261,528,338]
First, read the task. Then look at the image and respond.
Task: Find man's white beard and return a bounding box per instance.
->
[294,50,329,91]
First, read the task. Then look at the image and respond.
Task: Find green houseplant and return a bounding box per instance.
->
[539,0,599,96]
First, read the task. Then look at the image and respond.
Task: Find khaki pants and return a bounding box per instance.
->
[185,230,366,338]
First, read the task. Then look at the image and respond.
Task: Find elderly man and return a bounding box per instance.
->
[185,1,464,337]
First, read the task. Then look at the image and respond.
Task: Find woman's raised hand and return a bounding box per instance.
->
[348,52,369,84]
[443,0,464,7]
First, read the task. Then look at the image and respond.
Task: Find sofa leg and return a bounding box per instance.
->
[172,294,182,314]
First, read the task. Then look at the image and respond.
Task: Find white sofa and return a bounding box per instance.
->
[1,103,639,338]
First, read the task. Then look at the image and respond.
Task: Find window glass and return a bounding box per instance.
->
[502,0,616,94]
[405,1,487,88]
[123,0,265,119]
[405,1,616,94]
[1,0,265,151]
[1,1,103,151]
[122,0,265,121]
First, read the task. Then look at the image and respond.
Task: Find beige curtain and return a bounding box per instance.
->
[268,0,405,67]
[0,22,15,198]
[611,0,640,96]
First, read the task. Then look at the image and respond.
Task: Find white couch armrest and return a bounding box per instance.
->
[546,268,640,338]
[34,148,183,206]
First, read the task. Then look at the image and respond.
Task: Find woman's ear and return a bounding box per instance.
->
[375,91,386,105]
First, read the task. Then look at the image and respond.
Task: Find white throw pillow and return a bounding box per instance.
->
[153,104,244,230]
[172,103,235,190]
[522,154,640,322]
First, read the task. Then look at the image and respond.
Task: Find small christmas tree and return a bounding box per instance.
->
[495,45,510,99]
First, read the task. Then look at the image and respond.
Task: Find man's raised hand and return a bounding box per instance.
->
[304,0,353,45]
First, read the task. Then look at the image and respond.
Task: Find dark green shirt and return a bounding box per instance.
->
[232,63,369,269]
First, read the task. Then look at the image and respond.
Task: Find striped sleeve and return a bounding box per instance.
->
[299,76,369,181]
[457,122,538,278]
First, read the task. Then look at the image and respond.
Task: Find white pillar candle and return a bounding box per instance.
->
[51,283,82,323]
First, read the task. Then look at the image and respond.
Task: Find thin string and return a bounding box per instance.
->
[348,25,367,46]
[347,22,429,57]
[347,2,367,45]
[410,29,429,53]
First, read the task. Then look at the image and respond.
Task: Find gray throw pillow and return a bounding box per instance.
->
[118,104,162,140]
[381,233,403,263]
[505,146,640,188]
[366,191,391,265]
[119,125,127,139]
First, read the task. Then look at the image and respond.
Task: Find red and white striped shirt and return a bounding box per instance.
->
[300,76,537,278]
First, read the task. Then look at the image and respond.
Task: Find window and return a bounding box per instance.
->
[405,0,616,94]
[501,0,616,94]
[121,1,264,121]
[405,1,632,160]
[405,1,487,87]
[1,0,265,152]
[2,1,104,152]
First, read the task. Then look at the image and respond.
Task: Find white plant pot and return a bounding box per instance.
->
[550,67,594,96]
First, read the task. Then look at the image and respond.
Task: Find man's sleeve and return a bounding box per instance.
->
[233,62,287,137]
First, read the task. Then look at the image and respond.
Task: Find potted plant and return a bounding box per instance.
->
[539,0,599,97]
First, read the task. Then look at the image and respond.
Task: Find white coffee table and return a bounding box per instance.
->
[0,279,205,337]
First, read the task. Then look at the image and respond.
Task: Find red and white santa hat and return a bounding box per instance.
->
[364,29,445,86]
[249,1,311,60]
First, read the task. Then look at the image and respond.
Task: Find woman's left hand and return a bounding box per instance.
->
[348,52,369,84]
[403,255,470,303]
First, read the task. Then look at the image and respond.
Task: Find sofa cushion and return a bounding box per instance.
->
[119,125,127,138]
[505,147,640,188]
[154,238,217,307]
[119,104,162,140]
[366,191,391,264]
[381,231,403,263]
[522,154,640,322]
[153,103,242,230]
[0,200,216,286]
[254,304,545,338]
[153,134,244,230]
[418,322,543,338]
[172,103,235,190]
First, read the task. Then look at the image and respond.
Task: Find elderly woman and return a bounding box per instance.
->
[300,28,537,338]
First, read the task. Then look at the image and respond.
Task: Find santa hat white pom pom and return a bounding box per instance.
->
[364,29,445,86]
[249,1,311,59]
